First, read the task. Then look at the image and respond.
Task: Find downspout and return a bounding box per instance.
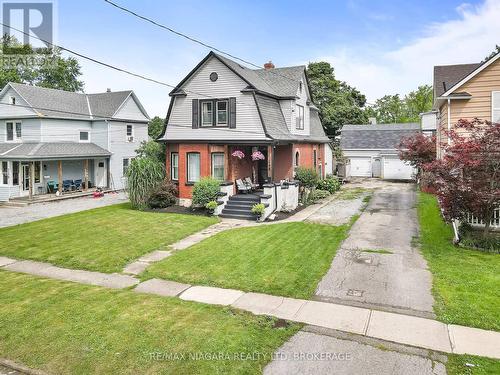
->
[447,98,451,145]
[272,143,277,213]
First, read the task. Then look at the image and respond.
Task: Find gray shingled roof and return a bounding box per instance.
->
[340,123,421,150]
[433,63,479,98]
[309,110,330,142]
[0,142,110,159]
[8,83,141,120]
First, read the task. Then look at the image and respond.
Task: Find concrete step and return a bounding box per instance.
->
[222,208,254,215]
[228,195,260,203]
[224,201,256,209]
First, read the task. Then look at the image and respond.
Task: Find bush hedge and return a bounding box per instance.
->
[192,177,221,207]
[317,176,341,193]
[148,179,177,208]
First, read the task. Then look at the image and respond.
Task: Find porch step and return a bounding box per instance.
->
[222,208,256,215]
[224,201,256,209]
[228,194,260,203]
[219,212,256,220]
[0,201,29,207]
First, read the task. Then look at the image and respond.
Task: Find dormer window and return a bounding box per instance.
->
[299,81,303,94]
[296,105,304,130]
[200,99,228,127]
[201,101,213,126]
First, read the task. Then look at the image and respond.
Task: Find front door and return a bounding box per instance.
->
[21,164,30,196]
[94,159,107,188]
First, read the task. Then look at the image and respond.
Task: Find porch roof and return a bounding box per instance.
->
[0,142,111,160]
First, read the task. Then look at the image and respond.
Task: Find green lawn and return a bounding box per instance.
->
[0,270,299,375]
[447,355,500,375]
[0,204,218,273]
[417,193,500,331]
[143,222,350,299]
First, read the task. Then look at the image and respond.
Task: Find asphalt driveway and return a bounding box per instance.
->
[316,181,435,317]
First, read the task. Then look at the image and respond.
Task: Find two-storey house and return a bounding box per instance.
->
[432,51,500,158]
[0,83,149,202]
[158,51,330,206]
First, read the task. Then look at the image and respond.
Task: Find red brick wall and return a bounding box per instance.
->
[274,144,293,180]
[292,143,325,178]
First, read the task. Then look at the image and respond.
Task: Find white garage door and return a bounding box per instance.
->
[382,157,415,180]
[350,157,372,177]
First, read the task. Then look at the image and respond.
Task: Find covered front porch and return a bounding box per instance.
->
[0,158,111,203]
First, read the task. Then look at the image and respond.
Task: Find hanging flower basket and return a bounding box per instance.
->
[251,151,265,161]
[231,150,245,159]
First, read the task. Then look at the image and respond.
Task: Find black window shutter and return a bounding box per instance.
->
[192,99,199,128]
[229,97,236,128]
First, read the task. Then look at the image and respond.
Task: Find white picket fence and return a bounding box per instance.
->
[466,206,500,229]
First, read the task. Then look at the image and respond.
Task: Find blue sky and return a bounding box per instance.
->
[46,0,500,116]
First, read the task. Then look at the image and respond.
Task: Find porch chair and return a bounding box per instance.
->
[62,179,74,192]
[74,179,83,191]
[244,177,258,191]
[47,180,57,194]
[236,179,251,194]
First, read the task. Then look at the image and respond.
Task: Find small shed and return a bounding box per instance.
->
[340,123,420,180]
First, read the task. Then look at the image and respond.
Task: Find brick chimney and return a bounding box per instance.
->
[264,61,275,70]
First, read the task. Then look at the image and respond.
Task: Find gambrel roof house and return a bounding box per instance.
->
[158,51,331,218]
[0,83,149,202]
[432,51,500,158]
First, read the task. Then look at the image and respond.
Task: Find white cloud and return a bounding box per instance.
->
[316,0,500,104]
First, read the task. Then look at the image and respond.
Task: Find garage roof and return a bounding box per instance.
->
[340,123,421,150]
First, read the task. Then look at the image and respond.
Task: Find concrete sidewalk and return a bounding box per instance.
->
[1,256,498,360]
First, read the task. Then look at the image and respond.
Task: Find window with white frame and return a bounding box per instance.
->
[201,101,213,126]
[171,152,179,180]
[1,161,8,185]
[216,100,228,125]
[9,96,15,105]
[493,91,500,123]
[6,121,22,141]
[79,131,89,142]
[187,152,201,183]
[211,153,225,181]
[122,158,130,175]
[126,124,134,142]
[296,105,304,130]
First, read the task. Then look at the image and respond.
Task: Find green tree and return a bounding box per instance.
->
[0,37,83,91]
[405,85,433,121]
[148,116,165,139]
[307,62,367,137]
[135,140,165,164]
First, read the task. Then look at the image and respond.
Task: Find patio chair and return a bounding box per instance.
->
[74,179,83,191]
[236,179,251,194]
[47,180,57,194]
[244,177,258,191]
[62,179,74,192]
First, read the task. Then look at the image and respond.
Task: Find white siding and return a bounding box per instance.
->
[91,120,109,149]
[421,112,437,131]
[0,118,41,143]
[41,119,93,143]
[109,121,148,190]
[114,95,149,121]
[324,144,334,176]
[166,56,267,141]
[0,86,37,117]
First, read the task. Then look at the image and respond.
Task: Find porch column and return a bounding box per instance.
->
[224,145,230,181]
[29,161,34,200]
[267,145,275,182]
[165,144,170,180]
[58,160,62,194]
[83,159,89,191]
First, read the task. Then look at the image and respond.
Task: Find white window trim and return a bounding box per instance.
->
[296,105,304,130]
[79,130,91,143]
[126,124,134,142]
[1,161,9,185]
[492,91,500,123]
[9,96,16,105]
[200,101,213,127]
[216,100,228,126]
[171,152,179,181]
[5,121,22,142]
[211,152,225,181]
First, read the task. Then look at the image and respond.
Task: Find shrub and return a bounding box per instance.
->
[317,176,341,193]
[205,200,218,214]
[309,189,331,203]
[126,157,165,210]
[192,177,220,207]
[459,222,500,253]
[148,179,177,209]
[295,167,319,188]
[251,203,265,217]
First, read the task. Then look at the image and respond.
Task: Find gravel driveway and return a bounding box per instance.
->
[0,192,128,228]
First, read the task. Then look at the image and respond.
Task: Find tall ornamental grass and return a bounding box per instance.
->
[126,158,165,209]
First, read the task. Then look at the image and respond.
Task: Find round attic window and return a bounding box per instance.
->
[209,72,218,82]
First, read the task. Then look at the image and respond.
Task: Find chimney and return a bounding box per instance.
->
[368,117,377,125]
[264,61,275,70]
[106,88,111,93]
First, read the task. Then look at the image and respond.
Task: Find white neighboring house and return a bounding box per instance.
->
[420,111,438,137]
[0,83,149,202]
[340,123,420,180]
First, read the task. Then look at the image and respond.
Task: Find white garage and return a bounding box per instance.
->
[349,157,372,177]
[340,123,420,180]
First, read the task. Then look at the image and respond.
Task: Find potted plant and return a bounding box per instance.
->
[251,203,266,221]
[205,200,218,216]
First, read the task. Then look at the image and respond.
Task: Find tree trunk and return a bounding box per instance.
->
[483,208,494,237]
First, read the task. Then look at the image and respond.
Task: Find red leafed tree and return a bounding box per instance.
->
[425,118,500,236]
[398,133,436,181]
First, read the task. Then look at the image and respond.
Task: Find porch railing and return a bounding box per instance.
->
[466,206,500,229]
